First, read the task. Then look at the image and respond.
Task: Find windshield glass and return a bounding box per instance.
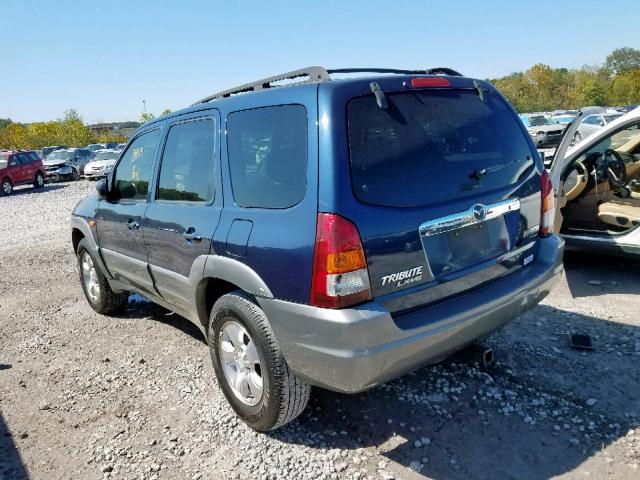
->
[46,151,73,161]
[528,116,552,126]
[348,89,535,208]
[94,151,118,161]
[604,114,623,123]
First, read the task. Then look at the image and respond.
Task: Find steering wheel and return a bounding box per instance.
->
[563,160,589,201]
[602,149,627,189]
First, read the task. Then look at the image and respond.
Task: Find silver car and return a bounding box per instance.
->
[83,149,119,179]
[573,112,624,143]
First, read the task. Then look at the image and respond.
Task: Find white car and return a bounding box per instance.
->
[550,107,640,257]
[573,111,624,144]
[83,149,120,179]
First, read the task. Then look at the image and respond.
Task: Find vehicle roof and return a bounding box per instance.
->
[139,70,483,132]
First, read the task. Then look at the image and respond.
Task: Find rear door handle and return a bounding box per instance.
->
[127,219,140,231]
[183,227,202,242]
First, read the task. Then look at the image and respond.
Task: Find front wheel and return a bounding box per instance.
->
[208,291,310,431]
[77,238,128,315]
[573,131,582,144]
[1,178,12,196]
[33,172,45,189]
[70,168,80,181]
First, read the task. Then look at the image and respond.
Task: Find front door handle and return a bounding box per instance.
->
[183,227,202,242]
[127,219,140,231]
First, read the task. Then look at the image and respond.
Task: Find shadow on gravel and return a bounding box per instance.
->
[6,183,68,197]
[123,297,205,343]
[269,305,640,480]
[564,250,640,298]
[0,413,29,480]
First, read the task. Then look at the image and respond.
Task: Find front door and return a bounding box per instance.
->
[143,114,222,313]
[96,128,161,294]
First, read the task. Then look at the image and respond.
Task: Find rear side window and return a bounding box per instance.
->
[113,129,160,200]
[348,90,535,208]
[227,105,307,209]
[17,154,31,164]
[157,118,216,203]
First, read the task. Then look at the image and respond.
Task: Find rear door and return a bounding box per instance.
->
[16,153,35,184]
[143,112,222,313]
[96,129,161,293]
[322,77,542,313]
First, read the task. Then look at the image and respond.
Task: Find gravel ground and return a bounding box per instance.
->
[1,180,639,480]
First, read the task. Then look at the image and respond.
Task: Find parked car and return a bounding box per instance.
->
[573,112,625,143]
[105,142,119,149]
[550,106,640,256]
[519,114,565,147]
[41,145,67,158]
[0,150,46,196]
[115,143,127,151]
[86,143,107,152]
[83,149,119,179]
[44,148,93,181]
[71,66,564,431]
[548,114,576,125]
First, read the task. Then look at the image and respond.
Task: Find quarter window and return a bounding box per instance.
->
[113,129,160,200]
[157,118,217,203]
[227,105,307,209]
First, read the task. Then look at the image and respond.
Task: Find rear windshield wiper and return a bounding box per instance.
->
[370,82,388,109]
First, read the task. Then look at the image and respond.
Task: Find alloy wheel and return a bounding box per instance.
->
[81,252,100,303]
[218,320,264,406]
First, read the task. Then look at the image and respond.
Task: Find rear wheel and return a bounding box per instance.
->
[208,291,310,431]
[1,178,12,196]
[33,172,45,189]
[573,131,582,144]
[77,238,128,315]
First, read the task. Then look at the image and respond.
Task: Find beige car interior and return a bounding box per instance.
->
[561,123,640,233]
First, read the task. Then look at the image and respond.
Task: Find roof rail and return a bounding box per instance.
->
[193,66,463,105]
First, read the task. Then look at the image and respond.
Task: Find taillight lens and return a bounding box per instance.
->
[539,169,555,237]
[311,213,372,308]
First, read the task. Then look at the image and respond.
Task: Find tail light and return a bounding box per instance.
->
[539,169,555,237]
[311,213,372,308]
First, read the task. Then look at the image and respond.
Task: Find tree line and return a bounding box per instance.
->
[490,47,640,113]
[0,108,171,151]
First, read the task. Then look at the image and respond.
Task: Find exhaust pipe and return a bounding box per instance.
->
[463,344,494,368]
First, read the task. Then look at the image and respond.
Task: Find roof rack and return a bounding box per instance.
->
[193,66,463,104]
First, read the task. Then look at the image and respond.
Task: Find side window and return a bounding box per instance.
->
[8,155,19,167]
[227,105,307,208]
[157,118,216,203]
[17,154,31,164]
[113,129,160,200]
[27,152,39,162]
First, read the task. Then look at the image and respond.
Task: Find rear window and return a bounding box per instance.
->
[348,89,535,208]
[227,105,307,209]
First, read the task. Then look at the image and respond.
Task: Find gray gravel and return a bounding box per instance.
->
[1,180,639,479]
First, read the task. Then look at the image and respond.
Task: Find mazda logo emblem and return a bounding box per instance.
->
[472,204,487,221]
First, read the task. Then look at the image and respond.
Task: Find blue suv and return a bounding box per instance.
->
[71,67,564,431]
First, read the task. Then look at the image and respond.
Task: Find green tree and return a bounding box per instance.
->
[0,118,12,130]
[161,109,172,116]
[577,80,607,106]
[140,112,155,124]
[0,123,28,149]
[605,47,640,75]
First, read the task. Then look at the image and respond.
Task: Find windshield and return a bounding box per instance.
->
[46,151,73,161]
[348,89,535,208]
[528,116,552,126]
[604,114,623,123]
[94,151,118,161]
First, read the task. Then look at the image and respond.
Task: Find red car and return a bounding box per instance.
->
[0,150,46,196]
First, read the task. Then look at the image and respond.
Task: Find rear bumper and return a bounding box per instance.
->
[258,234,564,393]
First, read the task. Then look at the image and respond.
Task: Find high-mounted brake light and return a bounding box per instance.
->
[411,77,452,88]
[539,169,555,237]
[311,213,372,308]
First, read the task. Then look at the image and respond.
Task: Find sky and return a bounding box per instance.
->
[2,0,639,124]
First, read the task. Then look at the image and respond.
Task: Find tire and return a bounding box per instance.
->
[76,238,128,315]
[33,172,45,189]
[574,131,582,143]
[1,178,12,196]
[208,291,310,431]
[70,168,80,181]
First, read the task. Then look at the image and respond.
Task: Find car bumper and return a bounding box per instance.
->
[258,234,564,393]
[84,170,109,178]
[45,171,72,181]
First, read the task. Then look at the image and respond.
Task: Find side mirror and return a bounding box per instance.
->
[96,178,109,199]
